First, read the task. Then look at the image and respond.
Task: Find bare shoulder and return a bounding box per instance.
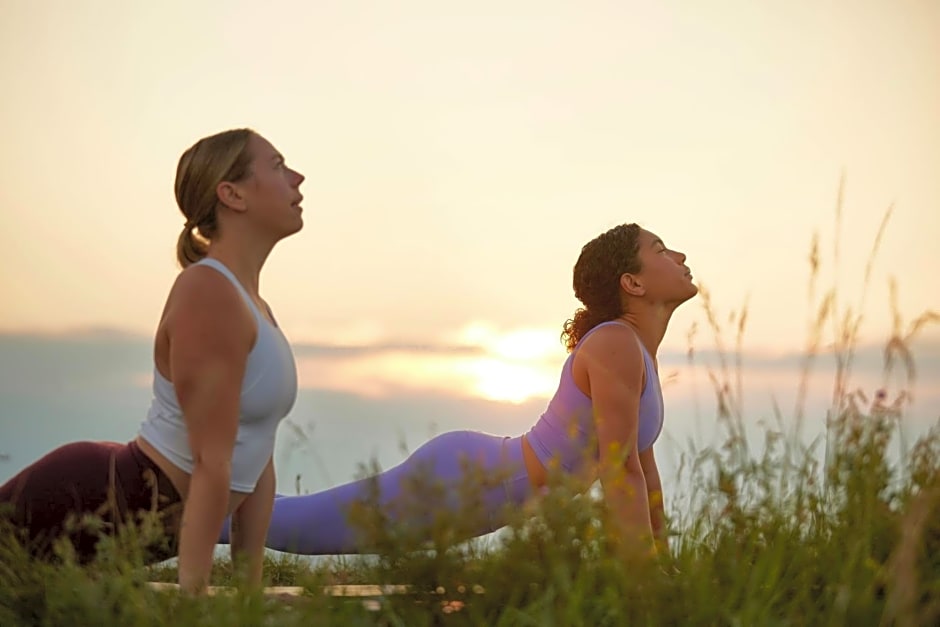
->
[578,323,643,368]
[168,264,240,311]
[164,264,254,343]
[573,323,645,394]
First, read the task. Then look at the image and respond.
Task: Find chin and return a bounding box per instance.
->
[672,285,699,307]
[286,218,304,236]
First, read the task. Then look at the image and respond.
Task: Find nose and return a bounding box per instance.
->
[673,249,687,263]
[291,168,305,187]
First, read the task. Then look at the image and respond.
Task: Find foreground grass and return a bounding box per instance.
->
[2,402,938,626]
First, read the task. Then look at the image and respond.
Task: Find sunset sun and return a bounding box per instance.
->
[456,324,561,403]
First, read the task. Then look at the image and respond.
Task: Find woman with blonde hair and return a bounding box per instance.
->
[1,128,305,594]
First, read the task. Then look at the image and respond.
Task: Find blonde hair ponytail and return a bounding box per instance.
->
[175,225,210,268]
[173,128,255,268]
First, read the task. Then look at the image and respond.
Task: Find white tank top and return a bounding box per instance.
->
[138,257,298,492]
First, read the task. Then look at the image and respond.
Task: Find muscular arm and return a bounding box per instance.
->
[639,447,666,550]
[581,326,656,560]
[168,267,254,594]
[230,457,275,587]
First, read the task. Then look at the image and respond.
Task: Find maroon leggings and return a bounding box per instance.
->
[0,439,182,564]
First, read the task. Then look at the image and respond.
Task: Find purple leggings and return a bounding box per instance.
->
[221,431,532,554]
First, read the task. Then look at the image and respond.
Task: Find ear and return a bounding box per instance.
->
[216,181,248,213]
[620,272,645,297]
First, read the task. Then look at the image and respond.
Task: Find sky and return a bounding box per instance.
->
[0,0,938,410]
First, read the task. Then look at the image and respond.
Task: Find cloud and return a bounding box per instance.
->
[1,328,937,407]
[0,327,150,343]
[658,339,940,377]
[0,331,150,394]
[292,341,484,358]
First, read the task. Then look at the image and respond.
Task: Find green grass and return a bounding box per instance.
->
[2,199,938,625]
[2,407,937,626]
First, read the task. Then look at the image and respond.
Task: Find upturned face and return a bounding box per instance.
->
[238,134,306,238]
[624,228,697,306]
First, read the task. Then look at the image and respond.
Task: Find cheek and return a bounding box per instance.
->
[249,173,273,193]
[649,258,672,277]
[650,261,679,289]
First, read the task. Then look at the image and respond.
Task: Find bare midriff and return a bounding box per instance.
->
[135,435,252,515]
[520,434,548,490]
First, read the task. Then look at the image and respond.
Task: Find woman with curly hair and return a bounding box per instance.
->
[220,223,697,558]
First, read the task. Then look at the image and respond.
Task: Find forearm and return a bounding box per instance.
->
[178,463,230,594]
[230,517,269,587]
[230,462,275,587]
[604,472,655,557]
[638,448,665,550]
[647,484,666,546]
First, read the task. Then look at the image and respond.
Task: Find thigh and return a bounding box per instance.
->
[0,440,124,561]
[402,430,507,477]
[384,431,524,537]
[115,442,183,564]
[383,431,510,509]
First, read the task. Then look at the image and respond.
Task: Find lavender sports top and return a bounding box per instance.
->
[525,321,664,472]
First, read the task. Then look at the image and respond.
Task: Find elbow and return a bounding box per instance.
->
[622,470,649,497]
[604,476,648,520]
[191,455,232,486]
[600,467,647,498]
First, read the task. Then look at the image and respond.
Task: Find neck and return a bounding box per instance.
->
[204,233,275,298]
[616,302,677,357]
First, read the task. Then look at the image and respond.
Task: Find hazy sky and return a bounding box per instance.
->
[1,0,938,368]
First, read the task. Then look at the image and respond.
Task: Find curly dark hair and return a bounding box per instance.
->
[561,223,643,352]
